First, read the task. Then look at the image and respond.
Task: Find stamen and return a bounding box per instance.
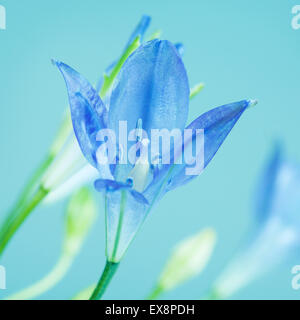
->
[136,118,143,142]
[127,139,150,193]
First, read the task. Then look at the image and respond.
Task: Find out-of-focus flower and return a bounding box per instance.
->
[6,187,96,300]
[147,228,216,299]
[54,37,256,263]
[210,145,300,299]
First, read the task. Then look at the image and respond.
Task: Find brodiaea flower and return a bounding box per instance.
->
[54,39,256,266]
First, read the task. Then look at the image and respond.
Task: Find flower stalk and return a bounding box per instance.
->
[89,261,119,300]
[0,185,49,256]
[0,113,72,256]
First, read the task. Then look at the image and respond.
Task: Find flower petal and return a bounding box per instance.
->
[94,179,149,205]
[94,179,127,191]
[54,60,113,179]
[166,99,256,191]
[108,39,190,137]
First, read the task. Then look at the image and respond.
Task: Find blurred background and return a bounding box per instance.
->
[0,0,299,299]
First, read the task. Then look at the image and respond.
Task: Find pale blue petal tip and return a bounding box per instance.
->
[247,99,258,108]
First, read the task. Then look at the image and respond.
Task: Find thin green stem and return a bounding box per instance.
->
[146,285,164,300]
[111,191,127,261]
[6,253,73,300]
[0,115,71,257]
[13,154,53,208]
[100,36,140,98]
[0,185,49,256]
[89,261,119,300]
[1,154,54,230]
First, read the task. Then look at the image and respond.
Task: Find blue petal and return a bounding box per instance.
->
[130,189,149,205]
[108,39,190,137]
[94,179,128,191]
[53,60,113,179]
[166,99,255,190]
[94,179,149,205]
[254,144,282,223]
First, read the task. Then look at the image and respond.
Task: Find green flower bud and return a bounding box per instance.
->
[157,228,216,292]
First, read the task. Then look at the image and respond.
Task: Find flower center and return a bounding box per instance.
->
[127,138,150,193]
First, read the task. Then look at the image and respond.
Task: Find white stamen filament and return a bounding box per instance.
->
[127,139,150,193]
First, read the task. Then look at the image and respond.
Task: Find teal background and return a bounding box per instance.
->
[0,0,300,299]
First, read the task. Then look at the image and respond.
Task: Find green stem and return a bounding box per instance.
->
[1,154,54,230]
[89,261,119,300]
[111,191,127,261]
[0,185,49,256]
[6,253,73,300]
[0,115,71,257]
[13,154,53,208]
[100,36,140,98]
[146,285,164,300]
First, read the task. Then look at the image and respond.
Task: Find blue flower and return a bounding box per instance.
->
[212,145,300,298]
[54,38,256,262]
